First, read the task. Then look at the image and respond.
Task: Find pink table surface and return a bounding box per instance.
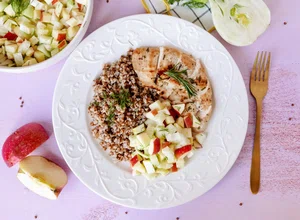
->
[1,0,300,219]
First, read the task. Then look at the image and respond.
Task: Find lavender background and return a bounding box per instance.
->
[1,0,300,219]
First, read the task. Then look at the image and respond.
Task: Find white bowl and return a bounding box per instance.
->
[0,0,94,74]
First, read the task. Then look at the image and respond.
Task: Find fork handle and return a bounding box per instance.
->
[250,98,262,194]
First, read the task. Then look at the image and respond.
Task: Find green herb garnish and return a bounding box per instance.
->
[111,89,131,109]
[106,105,115,125]
[159,128,169,132]
[165,64,197,97]
[10,0,30,16]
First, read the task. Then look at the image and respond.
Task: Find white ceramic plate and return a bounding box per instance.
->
[52,14,248,209]
[0,0,93,73]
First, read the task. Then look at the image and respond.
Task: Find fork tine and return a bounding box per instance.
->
[264,52,271,81]
[257,52,265,81]
[260,52,267,81]
[251,52,259,81]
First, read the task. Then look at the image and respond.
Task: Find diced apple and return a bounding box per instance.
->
[155,126,168,139]
[61,8,70,20]
[143,160,155,174]
[145,124,155,138]
[157,161,173,169]
[33,10,41,20]
[151,109,158,116]
[161,99,171,108]
[130,155,140,167]
[187,150,194,158]
[5,43,17,53]
[165,116,175,124]
[66,17,78,27]
[17,156,68,200]
[29,36,39,45]
[148,138,160,155]
[162,146,175,163]
[136,132,151,148]
[171,163,178,172]
[2,123,49,167]
[166,124,177,134]
[41,12,51,23]
[37,44,50,57]
[172,104,185,115]
[149,100,164,111]
[176,158,185,169]
[58,39,67,49]
[153,112,167,125]
[156,168,169,176]
[168,107,180,119]
[184,113,193,128]
[55,2,63,17]
[166,133,189,146]
[175,145,192,159]
[4,4,15,17]
[52,0,59,5]
[23,58,37,66]
[194,140,202,149]
[52,29,67,41]
[195,133,206,146]
[182,128,192,138]
[17,40,31,55]
[132,124,145,135]
[44,44,52,51]
[0,15,8,25]
[13,53,24,66]
[149,155,160,167]
[158,108,170,116]
[132,161,146,173]
[34,51,45,62]
[145,119,156,126]
[39,35,53,45]
[157,152,166,162]
[129,135,140,148]
[7,53,13,59]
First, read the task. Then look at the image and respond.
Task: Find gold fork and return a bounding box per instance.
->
[250,51,271,194]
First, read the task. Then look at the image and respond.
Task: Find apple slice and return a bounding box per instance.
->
[2,123,49,167]
[176,117,185,128]
[130,155,140,167]
[171,163,178,172]
[149,100,164,111]
[184,113,193,128]
[132,161,146,173]
[172,104,185,115]
[17,156,68,200]
[175,145,192,159]
[148,138,160,155]
[168,107,180,120]
[143,160,155,174]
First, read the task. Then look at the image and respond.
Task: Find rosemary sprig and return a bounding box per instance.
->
[165,64,197,97]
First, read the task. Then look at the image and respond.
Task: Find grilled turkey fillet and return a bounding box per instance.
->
[132,47,213,131]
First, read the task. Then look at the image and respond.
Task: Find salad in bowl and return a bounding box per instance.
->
[0,0,92,72]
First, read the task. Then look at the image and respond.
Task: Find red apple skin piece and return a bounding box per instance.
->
[184,113,193,128]
[162,142,171,148]
[168,108,180,120]
[2,123,49,167]
[175,145,192,159]
[57,33,66,41]
[58,40,67,49]
[150,138,160,155]
[130,155,139,167]
[171,163,178,172]
[4,32,18,41]
[52,0,59,4]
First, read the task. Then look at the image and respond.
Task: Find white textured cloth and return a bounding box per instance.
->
[142,0,215,32]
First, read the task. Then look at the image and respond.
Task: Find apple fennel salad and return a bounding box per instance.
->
[0,0,87,67]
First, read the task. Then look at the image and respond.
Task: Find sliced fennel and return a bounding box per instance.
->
[210,0,271,46]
